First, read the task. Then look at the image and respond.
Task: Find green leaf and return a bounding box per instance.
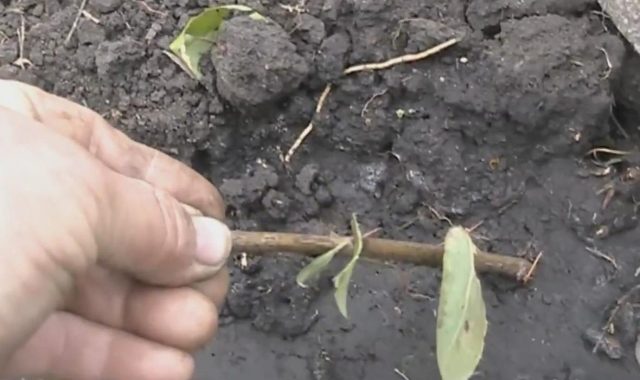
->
[168,5,265,80]
[436,226,488,380]
[332,213,364,319]
[296,239,350,288]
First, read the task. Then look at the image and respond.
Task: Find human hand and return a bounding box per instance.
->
[0,79,230,379]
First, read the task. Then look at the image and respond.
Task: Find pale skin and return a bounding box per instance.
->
[0,79,232,379]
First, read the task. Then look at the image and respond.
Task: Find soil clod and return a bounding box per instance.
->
[211,15,309,109]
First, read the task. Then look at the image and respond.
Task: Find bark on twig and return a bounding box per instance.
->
[231,230,534,283]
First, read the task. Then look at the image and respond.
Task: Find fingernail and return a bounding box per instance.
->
[193,217,231,266]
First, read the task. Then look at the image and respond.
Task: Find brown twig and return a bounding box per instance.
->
[231,230,533,283]
[181,203,534,282]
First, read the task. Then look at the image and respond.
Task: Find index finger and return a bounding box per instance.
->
[0,79,225,219]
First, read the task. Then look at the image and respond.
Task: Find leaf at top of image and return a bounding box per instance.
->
[436,226,488,380]
[168,4,266,80]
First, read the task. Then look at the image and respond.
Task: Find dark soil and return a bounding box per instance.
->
[2,0,640,378]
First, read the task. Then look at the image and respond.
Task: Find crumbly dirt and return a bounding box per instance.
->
[2,0,640,378]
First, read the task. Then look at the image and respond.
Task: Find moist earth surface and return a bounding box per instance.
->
[2,0,640,379]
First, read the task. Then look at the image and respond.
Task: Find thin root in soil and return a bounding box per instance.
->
[283,37,460,163]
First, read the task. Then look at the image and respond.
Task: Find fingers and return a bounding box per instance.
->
[65,266,228,351]
[1,312,194,380]
[95,168,231,286]
[0,79,225,219]
[191,267,230,311]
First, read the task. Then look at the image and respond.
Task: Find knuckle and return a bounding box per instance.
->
[151,188,195,268]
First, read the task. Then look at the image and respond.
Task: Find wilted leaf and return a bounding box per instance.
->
[168,5,265,79]
[436,226,488,380]
[333,213,364,319]
[296,239,350,288]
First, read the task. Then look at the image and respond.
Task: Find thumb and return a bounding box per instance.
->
[95,169,231,287]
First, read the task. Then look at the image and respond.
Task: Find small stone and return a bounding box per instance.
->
[92,0,123,14]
